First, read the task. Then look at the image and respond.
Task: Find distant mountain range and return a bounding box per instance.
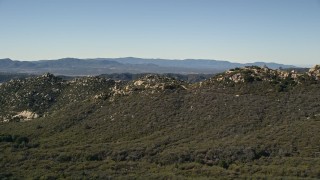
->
[0,57,296,76]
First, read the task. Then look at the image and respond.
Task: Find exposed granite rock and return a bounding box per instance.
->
[207,66,304,84]
[124,74,187,93]
[12,110,39,121]
[308,65,320,80]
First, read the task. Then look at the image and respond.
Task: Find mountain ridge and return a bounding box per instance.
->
[0,57,296,76]
[1,65,319,122]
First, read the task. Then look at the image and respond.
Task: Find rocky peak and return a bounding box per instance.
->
[41,72,54,78]
[210,66,291,83]
[202,65,320,88]
[109,74,188,97]
[308,65,320,80]
[129,74,187,91]
[30,73,62,84]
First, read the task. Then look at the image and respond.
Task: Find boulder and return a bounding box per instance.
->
[12,110,39,121]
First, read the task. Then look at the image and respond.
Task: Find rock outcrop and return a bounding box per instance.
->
[123,75,187,93]
[308,65,320,80]
[12,110,39,121]
[211,66,301,83]
[204,65,320,85]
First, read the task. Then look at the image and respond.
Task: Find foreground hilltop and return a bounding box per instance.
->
[0,65,320,179]
[0,73,188,122]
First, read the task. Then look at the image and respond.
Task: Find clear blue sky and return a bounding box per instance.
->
[0,0,319,65]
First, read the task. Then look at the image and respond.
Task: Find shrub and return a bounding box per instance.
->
[56,154,72,162]
[0,135,13,142]
[15,136,29,145]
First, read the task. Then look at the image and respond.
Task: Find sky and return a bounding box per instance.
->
[0,0,319,66]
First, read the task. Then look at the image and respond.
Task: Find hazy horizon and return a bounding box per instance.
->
[0,0,319,66]
[0,56,314,68]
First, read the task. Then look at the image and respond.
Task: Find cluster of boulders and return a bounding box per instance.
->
[0,110,39,122]
[12,110,39,121]
[61,76,116,103]
[121,75,187,94]
[214,66,286,83]
[209,65,320,84]
[308,65,320,80]
[106,75,187,101]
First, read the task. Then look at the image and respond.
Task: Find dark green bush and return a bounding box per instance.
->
[15,136,29,145]
[0,135,13,142]
[56,154,72,162]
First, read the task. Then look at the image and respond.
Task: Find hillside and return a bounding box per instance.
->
[0,65,320,179]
